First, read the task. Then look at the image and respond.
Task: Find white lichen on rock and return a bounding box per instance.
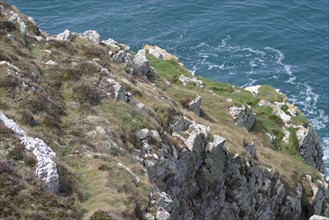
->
[0,112,59,193]
[229,105,256,130]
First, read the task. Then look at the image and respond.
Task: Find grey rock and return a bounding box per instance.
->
[229,105,256,130]
[133,49,151,75]
[136,128,150,141]
[8,11,26,33]
[157,192,174,212]
[188,95,202,116]
[170,117,192,133]
[145,213,155,220]
[296,126,324,172]
[100,67,110,76]
[45,60,58,65]
[56,29,75,41]
[156,208,171,220]
[102,38,121,51]
[244,142,257,159]
[81,30,100,44]
[178,75,204,88]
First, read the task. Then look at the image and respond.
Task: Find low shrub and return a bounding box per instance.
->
[90,211,113,220]
[83,46,107,59]
[23,153,37,167]
[0,75,19,88]
[21,111,38,127]
[73,83,101,106]
[268,114,285,127]
[8,144,24,161]
[0,21,17,32]
[43,115,60,130]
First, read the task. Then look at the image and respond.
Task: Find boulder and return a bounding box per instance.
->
[229,105,256,130]
[136,128,150,141]
[8,11,26,33]
[133,49,151,75]
[102,38,121,51]
[45,60,58,65]
[156,208,171,220]
[56,29,75,41]
[244,85,261,95]
[81,30,100,44]
[171,117,192,133]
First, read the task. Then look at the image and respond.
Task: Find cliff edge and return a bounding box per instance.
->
[0,2,328,219]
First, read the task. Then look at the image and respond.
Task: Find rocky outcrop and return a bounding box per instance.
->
[101,76,147,112]
[256,89,324,172]
[80,30,100,44]
[132,49,158,81]
[56,29,75,41]
[188,95,202,116]
[144,45,182,65]
[178,75,204,88]
[143,118,323,219]
[0,112,59,193]
[229,105,256,130]
[297,126,324,172]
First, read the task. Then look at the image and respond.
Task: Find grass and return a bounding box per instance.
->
[76,155,150,219]
[256,85,284,103]
[146,54,190,81]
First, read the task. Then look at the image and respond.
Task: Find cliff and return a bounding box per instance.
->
[0,2,328,219]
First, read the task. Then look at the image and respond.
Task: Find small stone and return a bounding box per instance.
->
[145,213,155,220]
[136,128,150,140]
[156,208,171,220]
[45,60,58,65]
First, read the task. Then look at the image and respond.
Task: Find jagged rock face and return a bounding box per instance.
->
[297,126,324,172]
[0,113,59,193]
[188,95,202,116]
[132,49,158,81]
[229,105,256,130]
[144,120,306,219]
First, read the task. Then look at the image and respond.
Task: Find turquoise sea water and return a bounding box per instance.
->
[6,0,329,178]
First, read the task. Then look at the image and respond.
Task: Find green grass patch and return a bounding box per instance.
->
[147,54,190,81]
[254,106,273,116]
[256,85,284,103]
[291,113,308,126]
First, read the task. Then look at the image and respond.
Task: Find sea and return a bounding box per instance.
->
[6,0,329,179]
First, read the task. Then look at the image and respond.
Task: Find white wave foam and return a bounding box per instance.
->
[207,62,236,70]
[241,79,257,88]
[241,47,266,56]
[250,61,257,67]
[219,35,231,48]
[323,137,329,160]
[264,47,296,84]
[193,41,210,49]
[310,109,329,130]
